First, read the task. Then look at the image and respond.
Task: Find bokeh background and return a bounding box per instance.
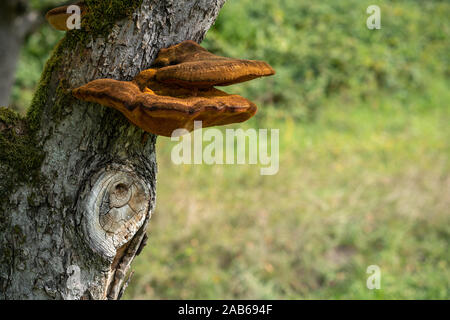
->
[5,0,450,299]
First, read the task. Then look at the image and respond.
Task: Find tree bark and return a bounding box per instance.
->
[0,0,226,300]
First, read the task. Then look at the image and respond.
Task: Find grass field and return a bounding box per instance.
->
[124,79,449,299]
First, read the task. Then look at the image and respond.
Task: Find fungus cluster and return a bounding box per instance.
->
[45,1,87,31]
[46,5,275,137]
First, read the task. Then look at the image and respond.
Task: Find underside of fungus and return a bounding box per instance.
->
[72,40,275,137]
[45,1,86,31]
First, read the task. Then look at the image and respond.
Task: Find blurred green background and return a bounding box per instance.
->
[10,0,450,299]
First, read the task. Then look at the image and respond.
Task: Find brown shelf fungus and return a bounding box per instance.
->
[45,1,86,31]
[72,40,275,137]
[149,40,275,88]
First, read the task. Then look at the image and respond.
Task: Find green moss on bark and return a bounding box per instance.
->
[26,40,65,133]
[0,108,45,208]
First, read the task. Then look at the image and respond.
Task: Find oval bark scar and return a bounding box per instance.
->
[80,165,151,260]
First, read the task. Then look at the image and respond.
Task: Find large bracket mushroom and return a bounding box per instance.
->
[72,40,275,137]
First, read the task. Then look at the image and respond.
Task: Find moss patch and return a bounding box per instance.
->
[65,0,143,48]
[26,40,65,133]
[0,108,44,207]
[84,0,144,35]
[27,0,144,131]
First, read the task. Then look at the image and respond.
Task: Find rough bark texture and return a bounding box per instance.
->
[0,0,226,300]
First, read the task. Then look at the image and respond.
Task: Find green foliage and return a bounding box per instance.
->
[125,82,450,300]
[29,0,65,10]
[0,108,44,209]
[203,0,450,119]
[83,0,143,36]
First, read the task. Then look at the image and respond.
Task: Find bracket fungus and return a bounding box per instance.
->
[79,165,151,261]
[45,1,86,31]
[150,40,275,88]
[72,40,275,137]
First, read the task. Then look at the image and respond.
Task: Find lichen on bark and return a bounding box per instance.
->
[1,0,227,300]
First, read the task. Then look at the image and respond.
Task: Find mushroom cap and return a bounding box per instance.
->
[72,79,257,137]
[150,40,275,88]
[45,1,86,31]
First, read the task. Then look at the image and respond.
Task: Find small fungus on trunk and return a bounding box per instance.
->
[45,1,86,31]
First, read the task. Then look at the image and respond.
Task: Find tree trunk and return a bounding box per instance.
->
[0,0,226,300]
[0,0,41,106]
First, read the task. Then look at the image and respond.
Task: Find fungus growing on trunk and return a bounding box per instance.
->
[72,79,256,137]
[72,40,275,137]
[45,1,86,31]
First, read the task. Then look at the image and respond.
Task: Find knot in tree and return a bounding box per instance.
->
[0,0,274,300]
[72,40,275,137]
